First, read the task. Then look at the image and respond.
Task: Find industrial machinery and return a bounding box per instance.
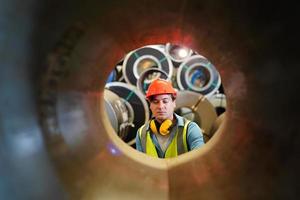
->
[104,43,226,145]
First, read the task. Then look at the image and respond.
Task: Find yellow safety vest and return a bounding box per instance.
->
[138,118,190,158]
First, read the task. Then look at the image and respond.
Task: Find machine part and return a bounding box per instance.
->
[106,58,123,83]
[137,68,169,95]
[175,90,218,142]
[104,98,118,132]
[208,93,227,115]
[122,45,173,86]
[119,98,135,139]
[177,55,221,98]
[104,89,135,140]
[165,43,193,63]
[105,82,150,144]
[106,65,124,83]
[106,68,117,83]
[115,65,124,81]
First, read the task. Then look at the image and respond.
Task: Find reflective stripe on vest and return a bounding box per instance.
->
[138,118,190,158]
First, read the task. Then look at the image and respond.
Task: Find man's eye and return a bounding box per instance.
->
[163,99,170,103]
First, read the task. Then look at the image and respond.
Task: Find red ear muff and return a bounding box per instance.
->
[150,119,173,135]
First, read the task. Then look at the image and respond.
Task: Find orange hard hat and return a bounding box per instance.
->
[145,79,177,99]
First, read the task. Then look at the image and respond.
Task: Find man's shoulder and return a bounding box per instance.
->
[174,114,186,126]
[137,121,150,132]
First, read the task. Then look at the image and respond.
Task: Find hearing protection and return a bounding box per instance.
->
[150,119,173,135]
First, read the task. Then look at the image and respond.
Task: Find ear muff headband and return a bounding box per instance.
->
[150,119,173,135]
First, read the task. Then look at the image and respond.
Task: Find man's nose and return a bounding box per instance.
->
[157,101,164,108]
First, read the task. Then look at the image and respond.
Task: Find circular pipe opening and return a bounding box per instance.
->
[104,43,227,163]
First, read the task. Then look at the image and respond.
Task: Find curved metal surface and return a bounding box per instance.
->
[123,45,173,86]
[137,68,169,95]
[175,91,218,141]
[0,0,299,199]
[176,55,221,97]
[105,82,149,144]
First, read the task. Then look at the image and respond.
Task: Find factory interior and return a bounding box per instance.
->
[0,0,299,199]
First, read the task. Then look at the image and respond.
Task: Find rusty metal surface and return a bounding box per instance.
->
[0,0,299,199]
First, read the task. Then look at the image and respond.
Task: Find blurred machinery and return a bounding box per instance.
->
[104,82,149,145]
[104,43,226,145]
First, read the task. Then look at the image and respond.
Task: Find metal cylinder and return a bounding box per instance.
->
[136,68,169,95]
[105,82,150,144]
[104,89,134,140]
[176,55,221,98]
[175,90,218,142]
[122,45,173,86]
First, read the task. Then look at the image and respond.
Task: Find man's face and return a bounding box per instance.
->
[149,94,176,123]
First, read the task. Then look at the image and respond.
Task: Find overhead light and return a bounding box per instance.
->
[178,48,189,58]
[166,43,192,63]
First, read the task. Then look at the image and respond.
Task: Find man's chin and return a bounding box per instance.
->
[156,116,167,122]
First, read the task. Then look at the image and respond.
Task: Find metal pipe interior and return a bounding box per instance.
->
[0,0,298,199]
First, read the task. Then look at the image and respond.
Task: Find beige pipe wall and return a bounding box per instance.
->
[1,0,298,199]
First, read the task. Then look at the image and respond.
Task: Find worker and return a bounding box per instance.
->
[135,79,204,158]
